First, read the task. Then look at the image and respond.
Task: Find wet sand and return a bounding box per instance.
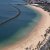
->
[1,5,50,50]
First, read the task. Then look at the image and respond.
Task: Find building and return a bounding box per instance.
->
[24,0,50,4]
[31,0,50,3]
[46,0,50,3]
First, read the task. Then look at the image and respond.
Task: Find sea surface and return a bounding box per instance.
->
[0,0,42,48]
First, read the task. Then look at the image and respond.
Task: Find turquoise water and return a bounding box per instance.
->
[0,0,42,48]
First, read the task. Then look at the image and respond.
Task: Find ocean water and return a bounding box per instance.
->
[0,0,42,48]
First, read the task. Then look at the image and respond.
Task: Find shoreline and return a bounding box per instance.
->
[1,5,50,50]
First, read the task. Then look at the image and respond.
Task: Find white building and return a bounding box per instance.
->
[46,0,50,3]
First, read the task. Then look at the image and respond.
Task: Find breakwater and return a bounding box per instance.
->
[0,5,21,25]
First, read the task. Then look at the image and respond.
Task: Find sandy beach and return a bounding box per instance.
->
[1,5,50,50]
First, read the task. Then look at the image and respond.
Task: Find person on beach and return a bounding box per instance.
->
[45,27,50,34]
[44,27,50,39]
[25,47,28,50]
[36,41,41,50]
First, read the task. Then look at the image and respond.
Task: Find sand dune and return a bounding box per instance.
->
[1,5,50,50]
